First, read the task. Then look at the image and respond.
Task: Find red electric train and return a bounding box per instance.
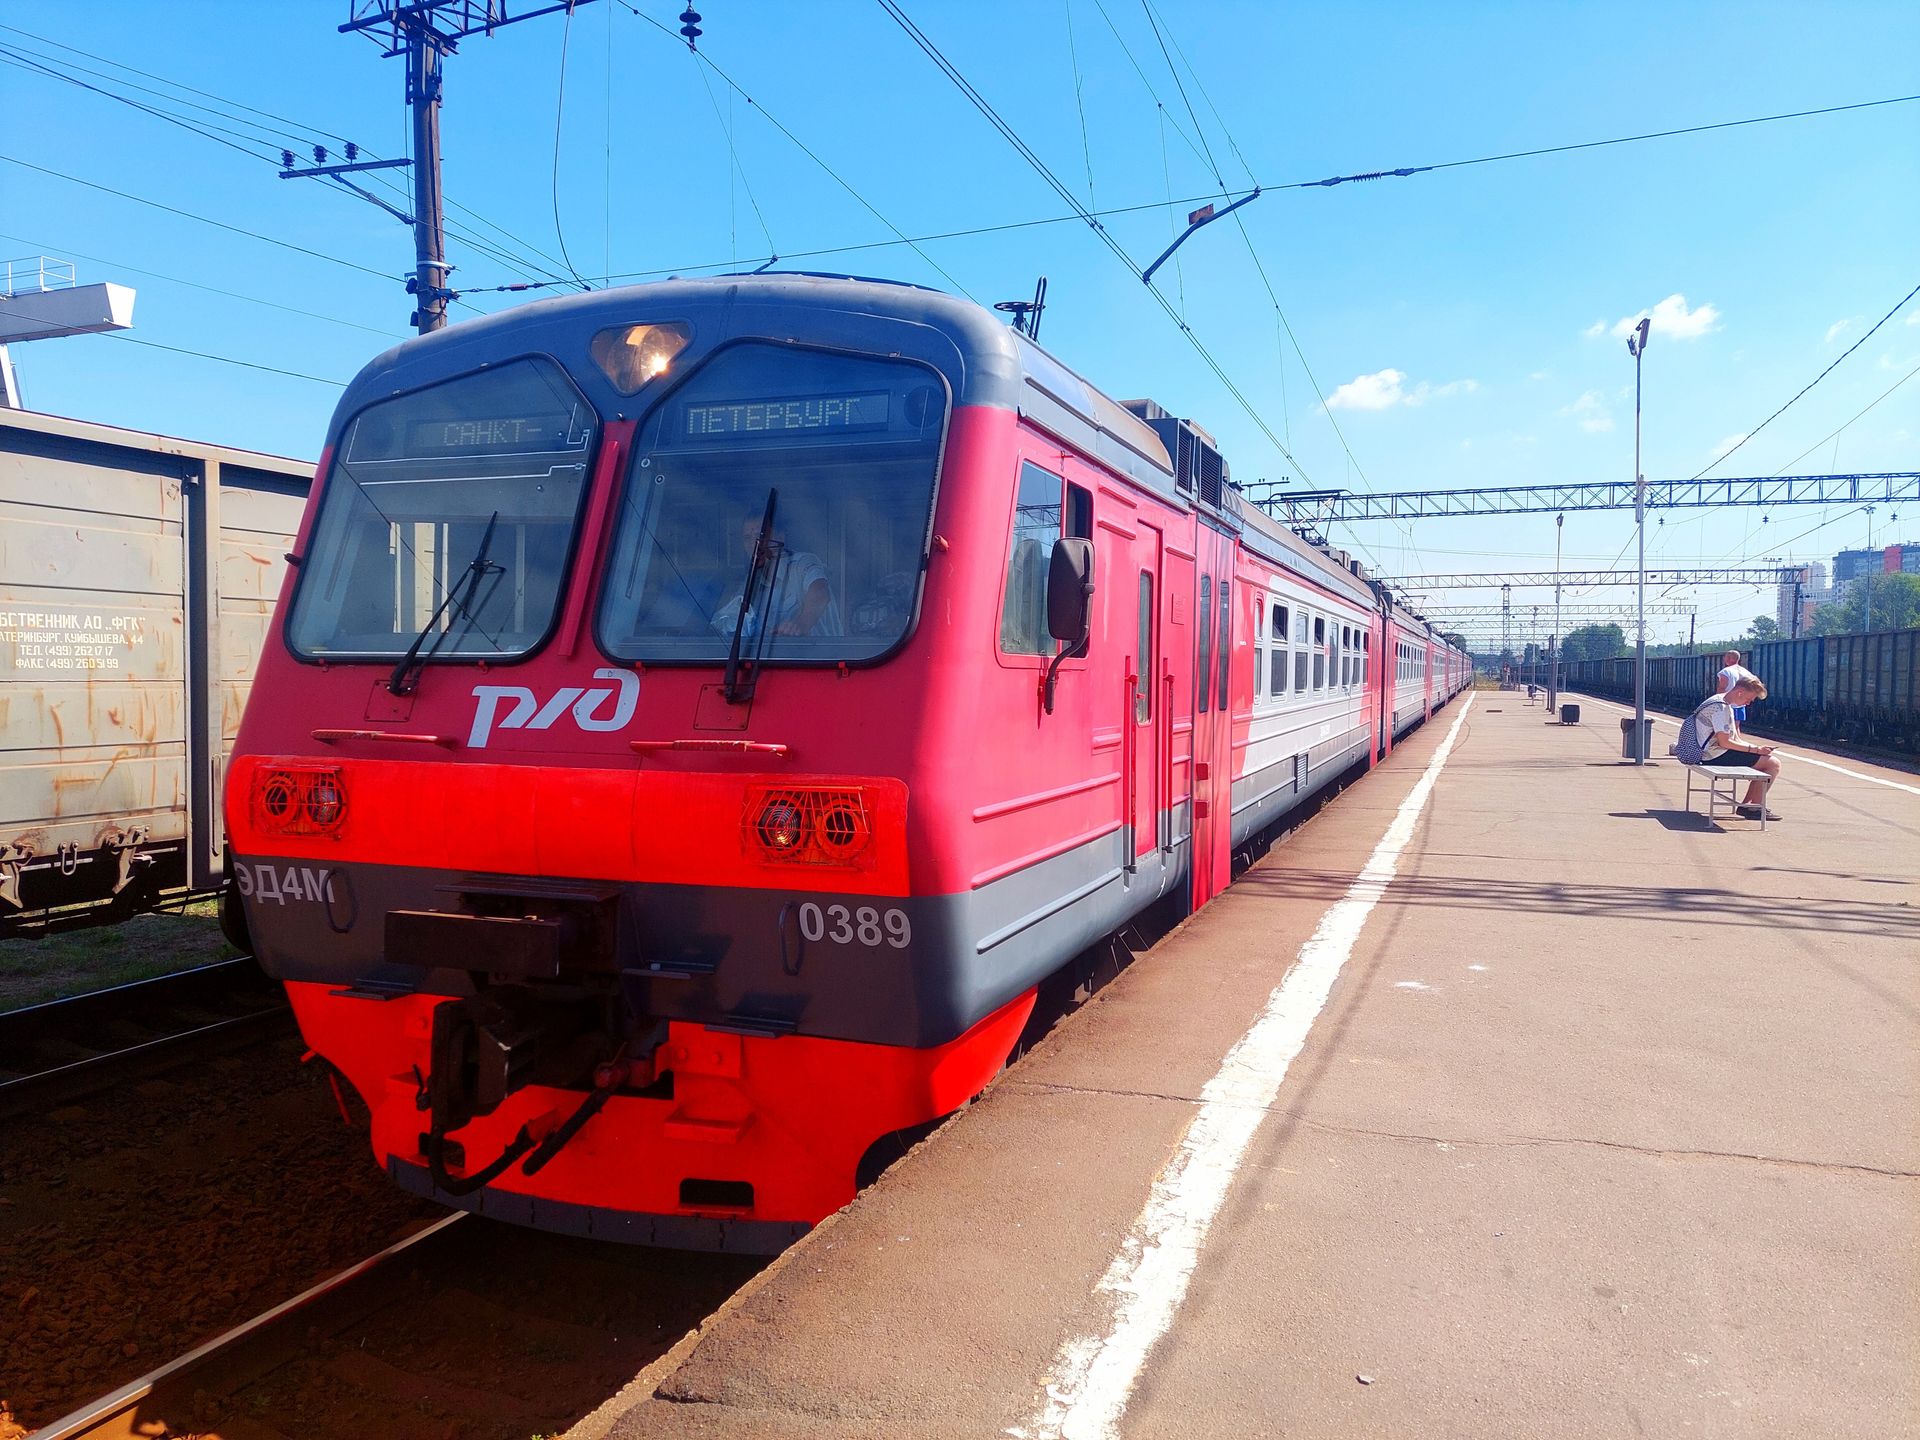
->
[225,275,1468,1250]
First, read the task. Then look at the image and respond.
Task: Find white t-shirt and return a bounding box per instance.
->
[1715,663,1757,696]
[1690,696,1737,760]
[722,549,843,637]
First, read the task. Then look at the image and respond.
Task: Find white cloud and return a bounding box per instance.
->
[1826,317,1858,344]
[1583,321,1607,339]
[1709,433,1748,461]
[1560,390,1614,433]
[1324,368,1478,411]
[1906,311,1920,326]
[1528,370,1549,381]
[1599,293,1722,342]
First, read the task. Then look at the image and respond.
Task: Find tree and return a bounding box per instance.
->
[1560,622,1628,663]
[1748,615,1780,643]
[1811,573,1920,635]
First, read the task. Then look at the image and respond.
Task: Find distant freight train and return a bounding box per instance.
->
[0,411,310,928]
[224,275,1469,1251]
[1564,628,1920,753]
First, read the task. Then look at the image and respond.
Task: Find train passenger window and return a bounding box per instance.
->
[1254,639,1264,701]
[1341,626,1352,686]
[288,357,597,662]
[1216,578,1231,710]
[598,344,947,665]
[1197,575,1213,713]
[1294,614,1310,693]
[1272,603,1288,642]
[1271,640,1286,696]
[1362,631,1370,685]
[999,462,1068,655]
[1313,616,1326,691]
[1136,572,1153,723]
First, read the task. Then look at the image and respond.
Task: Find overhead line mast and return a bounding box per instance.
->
[325,1,612,335]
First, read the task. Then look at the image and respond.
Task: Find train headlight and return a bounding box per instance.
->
[252,766,348,838]
[591,322,692,394]
[755,797,807,854]
[744,786,872,866]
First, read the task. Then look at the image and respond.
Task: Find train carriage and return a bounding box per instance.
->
[226,275,1466,1248]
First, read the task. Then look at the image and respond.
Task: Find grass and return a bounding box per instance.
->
[0,899,239,1012]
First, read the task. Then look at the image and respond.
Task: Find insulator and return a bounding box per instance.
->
[679,5,702,46]
[281,149,294,169]
[345,142,359,161]
[314,145,327,165]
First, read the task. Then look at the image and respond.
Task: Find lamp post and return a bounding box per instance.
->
[1864,504,1877,633]
[1627,317,1651,763]
[1550,512,1564,712]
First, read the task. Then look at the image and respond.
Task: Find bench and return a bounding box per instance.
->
[1669,744,1771,828]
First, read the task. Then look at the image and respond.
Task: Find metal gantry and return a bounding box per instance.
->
[1247,471,1918,523]
[1383,567,1790,590]
[1416,603,1696,618]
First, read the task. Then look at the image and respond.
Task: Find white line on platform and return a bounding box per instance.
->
[1009,694,1476,1440]
[1574,694,1920,796]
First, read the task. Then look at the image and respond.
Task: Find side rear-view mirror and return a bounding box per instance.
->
[1043,537,1095,714]
[1047,537,1095,644]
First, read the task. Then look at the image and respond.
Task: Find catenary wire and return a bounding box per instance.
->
[1,30,586,291]
[0,305,346,387]
[548,5,594,290]
[0,153,396,280]
[875,0,1316,489]
[0,230,396,337]
[613,0,976,301]
[1695,280,1920,477]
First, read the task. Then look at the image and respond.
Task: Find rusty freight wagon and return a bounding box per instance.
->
[0,410,311,926]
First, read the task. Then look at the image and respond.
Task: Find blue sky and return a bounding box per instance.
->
[5,0,1916,641]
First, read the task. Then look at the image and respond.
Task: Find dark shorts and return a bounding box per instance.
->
[1703,751,1754,768]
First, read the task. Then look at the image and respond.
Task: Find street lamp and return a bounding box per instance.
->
[1627,316,1651,763]
[1550,511,1564,712]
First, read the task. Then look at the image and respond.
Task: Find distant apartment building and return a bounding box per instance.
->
[1776,561,1828,635]
[1832,542,1920,588]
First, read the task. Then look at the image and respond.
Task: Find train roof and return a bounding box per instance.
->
[333,273,1440,634]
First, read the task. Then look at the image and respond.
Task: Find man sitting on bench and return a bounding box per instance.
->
[1681,678,1781,821]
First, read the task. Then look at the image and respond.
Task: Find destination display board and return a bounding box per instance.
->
[400,413,589,457]
[682,391,891,441]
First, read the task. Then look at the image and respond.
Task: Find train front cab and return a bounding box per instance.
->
[226,277,1443,1248]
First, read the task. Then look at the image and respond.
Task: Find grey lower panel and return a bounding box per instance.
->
[387,1156,807,1255]
[244,821,1191,1052]
[1229,723,1369,846]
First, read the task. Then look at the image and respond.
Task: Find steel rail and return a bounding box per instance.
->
[28,1213,467,1440]
[0,958,291,1117]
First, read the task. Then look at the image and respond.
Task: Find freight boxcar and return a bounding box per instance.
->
[0,410,312,925]
[1749,636,1824,733]
[1824,629,1920,750]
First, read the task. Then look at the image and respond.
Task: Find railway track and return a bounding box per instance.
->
[0,959,292,1118]
[29,1211,764,1440]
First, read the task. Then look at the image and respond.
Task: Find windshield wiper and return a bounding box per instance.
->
[722,489,777,704]
[387,510,503,696]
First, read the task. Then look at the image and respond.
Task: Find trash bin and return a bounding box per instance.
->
[1619,716,1654,759]
[1559,703,1580,725]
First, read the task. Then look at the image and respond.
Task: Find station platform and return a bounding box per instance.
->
[574,691,1919,1440]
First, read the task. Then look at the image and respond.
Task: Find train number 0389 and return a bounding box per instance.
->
[796,901,911,950]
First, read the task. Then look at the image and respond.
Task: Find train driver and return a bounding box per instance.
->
[720,516,843,638]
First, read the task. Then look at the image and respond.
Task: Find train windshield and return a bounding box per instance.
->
[597,344,946,665]
[286,358,597,661]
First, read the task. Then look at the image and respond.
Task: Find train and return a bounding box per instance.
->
[224,275,1469,1251]
[0,410,310,929]
[1564,628,1920,753]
